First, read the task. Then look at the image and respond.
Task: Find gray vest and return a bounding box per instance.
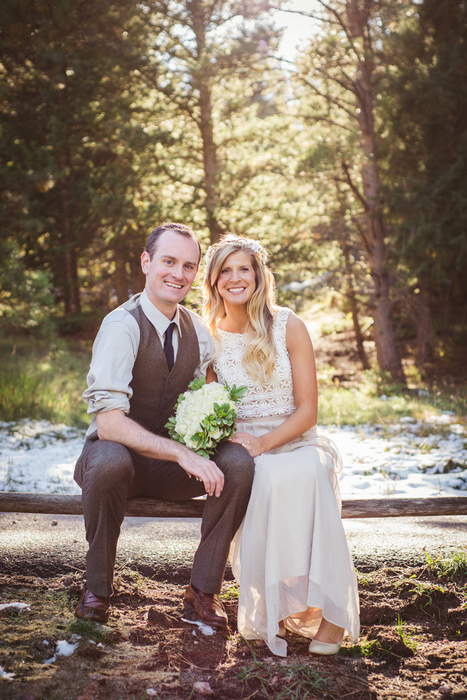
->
[128,303,200,438]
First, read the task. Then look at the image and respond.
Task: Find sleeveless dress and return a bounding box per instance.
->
[212,307,360,656]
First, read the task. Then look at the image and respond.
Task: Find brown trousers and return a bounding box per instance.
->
[74,439,254,598]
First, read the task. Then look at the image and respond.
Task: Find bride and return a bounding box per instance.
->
[203,233,359,657]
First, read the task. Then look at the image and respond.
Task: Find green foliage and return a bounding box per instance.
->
[409,581,445,608]
[219,583,239,601]
[0,0,466,373]
[0,239,56,334]
[318,369,467,427]
[67,619,115,645]
[425,551,467,580]
[0,0,158,314]
[0,334,91,427]
[395,614,418,653]
[383,0,467,349]
[344,639,379,658]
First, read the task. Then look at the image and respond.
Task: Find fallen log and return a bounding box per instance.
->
[1,492,467,519]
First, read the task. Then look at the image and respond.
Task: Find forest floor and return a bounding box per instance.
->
[1,561,466,700]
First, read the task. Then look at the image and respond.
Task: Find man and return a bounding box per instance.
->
[74,222,254,631]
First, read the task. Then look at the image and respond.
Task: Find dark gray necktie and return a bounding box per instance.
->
[163,322,176,371]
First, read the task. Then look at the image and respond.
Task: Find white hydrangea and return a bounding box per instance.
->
[174,383,236,450]
[166,377,247,456]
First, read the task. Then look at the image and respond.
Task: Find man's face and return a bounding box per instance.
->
[141,230,200,318]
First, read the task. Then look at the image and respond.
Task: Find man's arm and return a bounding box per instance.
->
[96,409,224,497]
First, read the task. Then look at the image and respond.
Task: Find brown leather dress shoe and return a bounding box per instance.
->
[184,584,228,631]
[75,586,110,623]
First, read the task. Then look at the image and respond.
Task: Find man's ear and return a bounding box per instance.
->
[141,251,150,274]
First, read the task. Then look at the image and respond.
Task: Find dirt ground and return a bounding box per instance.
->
[1,558,466,700]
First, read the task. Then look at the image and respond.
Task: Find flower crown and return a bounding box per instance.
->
[205,234,268,269]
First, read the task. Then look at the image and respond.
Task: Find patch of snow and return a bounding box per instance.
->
[0,416,466,501]
[43,638,80,665]
[0,602,30,612]
[0,665,15,680]
[181,617,216,635]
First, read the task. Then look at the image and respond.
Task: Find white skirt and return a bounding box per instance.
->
[230,417,360,656]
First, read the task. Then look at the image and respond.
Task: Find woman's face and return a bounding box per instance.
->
[216,250,256,306]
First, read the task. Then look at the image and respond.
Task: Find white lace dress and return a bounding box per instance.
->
[212,307,360,656]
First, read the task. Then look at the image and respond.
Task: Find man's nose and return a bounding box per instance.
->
[171,264,184,278]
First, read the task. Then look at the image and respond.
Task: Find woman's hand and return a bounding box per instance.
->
[231,431,262,458]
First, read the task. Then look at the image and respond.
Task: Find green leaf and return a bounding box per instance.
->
[196,448,211,458]
[227,383,248,402]
[188,377,206,392]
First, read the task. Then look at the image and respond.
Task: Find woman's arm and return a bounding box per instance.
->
[206,366,218,383]
[232,312,318,457]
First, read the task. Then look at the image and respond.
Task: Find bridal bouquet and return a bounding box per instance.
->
[165,377,247,457]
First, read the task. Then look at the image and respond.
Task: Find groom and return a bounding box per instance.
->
[74,222,254,630]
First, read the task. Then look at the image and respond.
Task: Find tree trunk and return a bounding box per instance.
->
[113,240,130,306]
[415,283,433,368]
[59,164,81,315]
[192,3,224,244]
[340,238,370,370]
[349,0,404,381]
[62,242,80,315]
[199,81,224,243]
[336,188,371,370]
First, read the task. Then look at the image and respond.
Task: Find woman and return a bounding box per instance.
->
[203,233,359,657]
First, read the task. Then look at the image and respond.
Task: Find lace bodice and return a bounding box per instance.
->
[212,307,296,419]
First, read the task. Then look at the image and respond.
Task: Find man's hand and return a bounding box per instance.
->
[95,409,224,497]
[177,448,224,497]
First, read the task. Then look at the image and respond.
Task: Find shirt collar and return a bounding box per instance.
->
[140,289,182,336]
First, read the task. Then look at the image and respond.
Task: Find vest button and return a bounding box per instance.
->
[165,394,170,399]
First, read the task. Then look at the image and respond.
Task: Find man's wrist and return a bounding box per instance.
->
[163,437,189,465]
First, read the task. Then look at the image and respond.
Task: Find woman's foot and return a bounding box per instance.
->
[309,639,342,655]
[313,619,344,645]
[309,619,343,655]
[277,620,287,638]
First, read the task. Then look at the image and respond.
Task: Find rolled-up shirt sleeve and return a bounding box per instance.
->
[83,312,140,416]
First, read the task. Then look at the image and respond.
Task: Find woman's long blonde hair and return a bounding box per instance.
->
[203,235,277,384]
